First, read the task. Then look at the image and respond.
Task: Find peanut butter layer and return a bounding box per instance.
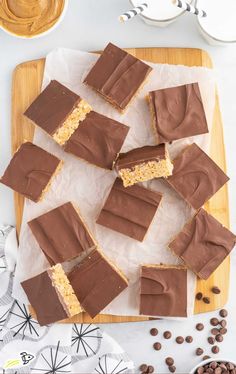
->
[24,80,92,145]
[28,202,96,265]
[166,143,229,210]
[140,265,187,317]
[96,178,162,242]
[115,144,173,187]
[64,111,129,169]
[21,264,81,326]
[0,142,61,202]
[148,83,209,143]
[169,208,236,280]
[84,42,152,111]
[68,249,128,319]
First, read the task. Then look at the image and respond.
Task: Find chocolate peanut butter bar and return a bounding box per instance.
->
[24,80,92,145]
[28,202,96,265]
[96,178,162,241]
[68,249,128,318]
[115,144,173,187]
[0,142,62,203]
[140,265,187,317]
[148,83,208,143]
[166,143,229,210]
[169,208,236,280]
[21,264,82,326]
[84,43,152,111]
[64,111,129,169]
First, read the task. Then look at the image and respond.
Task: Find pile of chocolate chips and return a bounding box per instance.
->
[195,361,236,374]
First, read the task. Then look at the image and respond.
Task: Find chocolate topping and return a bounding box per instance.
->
[115,144,166,170]
[149,83,208,143]
[169,208,236,280]
[24,80,81,135]
[21,270,67,326]
[0,142,61,202]
[166,143,229,210]
[28,202,96,265]
[84,43,152,110]
[140,266,187,317]
[96,177,162,241]
[68,249,128,318]
[64,111,129,169]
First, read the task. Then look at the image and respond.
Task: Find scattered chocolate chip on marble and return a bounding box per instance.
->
[208,336,215,345]
[169,365,176,373]
[203,297,211,304]
[211,345,219,354]
[196,292,203,300]
[219,319,227,327]
[196,323,204,331]
[165,357,174,366]
[196,348,204,356]
[176,336,184,344]
[219,309,228,318]
[185,335,193,343]
[215,334,223,343]
[219,327,227,335]
[211,286,221,294]
[150,328,158,336]
[163,331,172,339]
[153,342,162,351]
[140,364,148,372]
[202,355,211,360]
[210,317,219,326]
[147,365,154,373]
[211,328,219,336]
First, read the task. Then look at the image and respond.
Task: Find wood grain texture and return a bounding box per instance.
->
[12,48,229,323]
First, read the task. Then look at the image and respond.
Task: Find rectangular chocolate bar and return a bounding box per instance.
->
[24,80,92,145]
[84,42,152,111]
[64,111,129,169]
[96,178,162,241]
[166,143,229,210]
[169,208,236,280]
[28,202,96,265]
[68,249,128,318]
[115,144,173,187]
[0,142,62,203]
[21,264,82,326]
[140,265,187,317]
[148,83,208,143]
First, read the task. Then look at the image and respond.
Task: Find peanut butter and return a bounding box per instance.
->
[0,0,65,37]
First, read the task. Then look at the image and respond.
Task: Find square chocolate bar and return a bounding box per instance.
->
[21,264,82,326]
[115,144,173,187]
[84,42,152,111]
[140,265,187,317]
[96,178,162,241]
[64,111,129,169]
[148,83,208,143]
[0,142,62,203]
[169,208,236,280]
[68,249,128,318]
[166,143,229,210]
[28,202,96,265]
[24,80,92,145]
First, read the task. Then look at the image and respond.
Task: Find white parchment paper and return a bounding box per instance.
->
[13,48,216,318]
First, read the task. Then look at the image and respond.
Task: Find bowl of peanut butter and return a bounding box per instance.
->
[0,0,68,38]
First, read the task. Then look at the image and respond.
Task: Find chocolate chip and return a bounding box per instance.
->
[163,331,172,339]
[185,336,193,343]
[147,366,154,373]
[219,327,227,335]
[211,345,219,354]
[220,319,227,327]
[211,328,219,335]
[176,336,184,344]
[210,362,218,369]
[202,355,211,360]
[196,323,204,331]
[153,342,161,351]
[196,348,204,356]
[203,297,210,304]
[211,286,221,294]
[140,364,148,372]
[169,365,176,373]
[166,357,174,366]
[219,309,228,318]
[210,317,219,326]
[196,292,203,300]
[207,336,215,345]
[150,328,158,336]
[197,367,204,374]
[215,367,222,374]
[215,334,223,342]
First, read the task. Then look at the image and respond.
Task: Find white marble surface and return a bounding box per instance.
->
[0,0,236,372]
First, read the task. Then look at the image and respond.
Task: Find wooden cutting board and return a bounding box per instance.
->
[12,48,230,323]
